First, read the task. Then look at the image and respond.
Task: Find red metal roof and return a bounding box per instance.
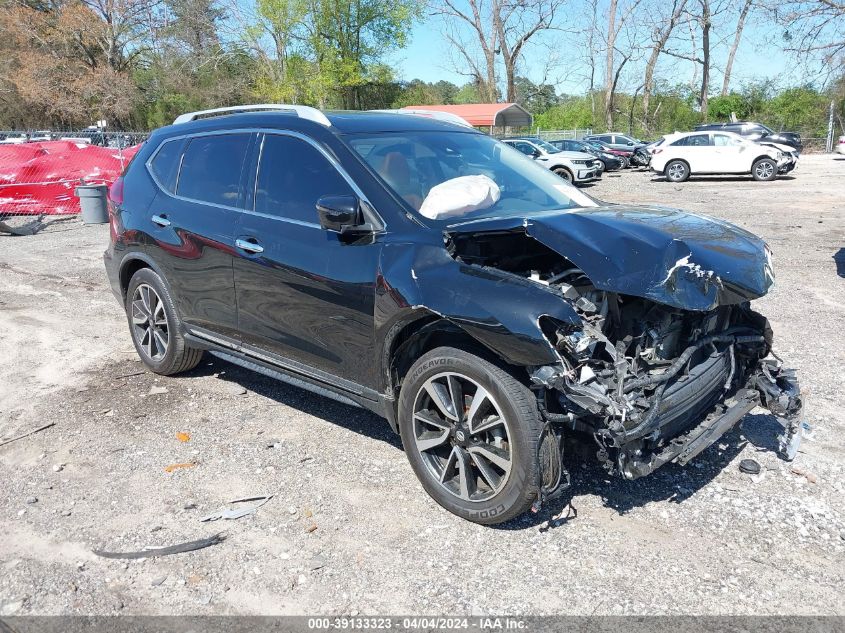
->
[400,103,532,128]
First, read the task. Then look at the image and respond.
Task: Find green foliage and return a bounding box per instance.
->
[534,96,595,130]
[514,76,559,113]
[708,93,751,120]
[764,86,830,135]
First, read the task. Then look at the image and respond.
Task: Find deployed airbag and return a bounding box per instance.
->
[418,175,500,219]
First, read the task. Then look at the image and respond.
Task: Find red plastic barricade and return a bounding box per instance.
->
[0,141,140,216]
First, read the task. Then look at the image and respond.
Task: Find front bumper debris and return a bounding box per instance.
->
[531,354,805,482]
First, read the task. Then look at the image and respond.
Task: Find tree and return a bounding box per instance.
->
[721,0,753,95]
[641,0,687,134]
[770,0,845,75]
[239,0,419,108]
[0,0,142,126]
[602,0,644,130]
[432,0,565,103]
[514,75,559,112]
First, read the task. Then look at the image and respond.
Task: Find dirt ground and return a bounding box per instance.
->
[1,155,843,616]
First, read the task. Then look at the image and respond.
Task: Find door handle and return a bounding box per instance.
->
[151,214,171,227]
[236,238,264,254]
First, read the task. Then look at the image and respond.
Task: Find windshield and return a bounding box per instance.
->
[346,131,598,222]
[532,139,561,153]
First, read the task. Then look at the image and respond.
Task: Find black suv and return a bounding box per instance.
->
[105,105,804,524]
[694,122,802,152]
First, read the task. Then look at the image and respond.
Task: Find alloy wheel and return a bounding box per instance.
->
[412,372,512,502]
[130,283,169,361]
[667,163,686,181]
[755,161,774,179]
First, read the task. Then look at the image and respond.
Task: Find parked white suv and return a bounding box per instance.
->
[501,137,602,184]
[651,131,787,182]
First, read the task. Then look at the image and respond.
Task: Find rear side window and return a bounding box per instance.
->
[255,134,354,223]
[671,135,711,147]
[177,133,251,207]
[149,139,183,193]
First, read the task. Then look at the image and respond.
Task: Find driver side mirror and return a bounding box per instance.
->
[316,195,365,233]
[627,141,634,146]
[532,148,542,158]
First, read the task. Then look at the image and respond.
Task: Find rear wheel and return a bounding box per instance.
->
[665,160,690,182]
[398,347,543,525]
[619,156,630,169]
[553,167,573,182]
[752,158,777,181]
[126,268,203,375]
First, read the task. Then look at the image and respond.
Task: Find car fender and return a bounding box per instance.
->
[375,241,580,374]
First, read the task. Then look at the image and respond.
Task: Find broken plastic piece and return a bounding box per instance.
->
[739,458,761,475]
[93,533,225,559]
[200,495,274,522]
[175,432,191,443]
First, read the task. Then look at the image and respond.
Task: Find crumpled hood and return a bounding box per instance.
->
[445,205,774,311]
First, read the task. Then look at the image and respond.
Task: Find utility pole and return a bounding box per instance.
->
[827,101,835,153]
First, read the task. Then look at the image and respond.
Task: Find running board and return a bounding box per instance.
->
[209,350,363,409]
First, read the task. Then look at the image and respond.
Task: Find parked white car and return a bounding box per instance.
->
[501,137,602,184]
[837,136,845,155]
[0,134,28,144]
[651,131,788,182]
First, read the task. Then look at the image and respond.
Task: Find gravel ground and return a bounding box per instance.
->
[1,155,843,616]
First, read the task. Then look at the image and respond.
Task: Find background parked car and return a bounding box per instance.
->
[583,140,632,167]
[0,134,28,144]
[694,122,803,153]
[549,139,625,170]
[837,136,845,155]
[501,137,602,184]
[584,132,645,152]
[650,130,787,182]
[629,145,652,168]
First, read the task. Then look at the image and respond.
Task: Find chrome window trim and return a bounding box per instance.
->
[144,127,384,229]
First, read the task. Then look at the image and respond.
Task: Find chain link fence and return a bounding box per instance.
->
[536,129,594,141]
[0,130,147,235]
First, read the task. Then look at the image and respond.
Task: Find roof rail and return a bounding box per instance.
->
[173,104,331,127]
[369,109,473,128]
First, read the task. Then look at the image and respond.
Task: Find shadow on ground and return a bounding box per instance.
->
[183,355,402,449]
[175,355,789,531]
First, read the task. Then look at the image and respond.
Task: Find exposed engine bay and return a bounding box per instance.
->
[447,229,803,502]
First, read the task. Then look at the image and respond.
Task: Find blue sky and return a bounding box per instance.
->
[390,18,804,95]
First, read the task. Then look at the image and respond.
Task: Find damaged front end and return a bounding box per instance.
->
[444,208,804,492]
[529,284,803,480]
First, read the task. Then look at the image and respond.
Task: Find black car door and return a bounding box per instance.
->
[232,131,382,389]
[146,132,253,340]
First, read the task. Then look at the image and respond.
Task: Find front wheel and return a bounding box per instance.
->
[553,167,573,182]
[752,158,777,181]
[398,347,543,525]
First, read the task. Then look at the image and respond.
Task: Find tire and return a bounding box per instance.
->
[125,267,203,375]
[619,156,630,169]
[665,159,690,182]
[398,347,543,525]
[752,158,777,181]
[553,167,573,182]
